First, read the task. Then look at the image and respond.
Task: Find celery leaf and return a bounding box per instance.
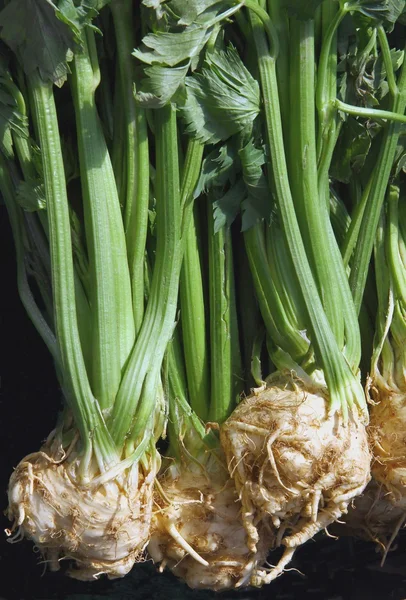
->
[0,0,78,84]
[169,0,227,25]
[133,26,212,67]
[0,83,27,159]
[194,142,239,198]
[347,0,406,22]
[239,139,270,230]
[213,179,246,232]
[204,138,270,231]
[135,64,188,107]
[55,0,101,41]
[182,45,260,144]
[331,117,372,183]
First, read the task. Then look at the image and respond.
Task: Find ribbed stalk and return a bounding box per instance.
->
[266,0,289,145]
[5,78,93,373]
[207,211,242,423]
[289,17,361,369]
[110,104,182,447]
[349,42,406,314]
[244,225,308,361]
[248,5,366,417]
[28,73,116,471]
[71,29,135,412]
[0,155,59,364]
[180,204,210,421]
[111,0,150,334]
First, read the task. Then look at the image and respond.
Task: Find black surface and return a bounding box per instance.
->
[1,206,406,599]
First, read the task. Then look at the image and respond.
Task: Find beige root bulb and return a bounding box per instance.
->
[6,440,158,580]
[220,378,371,582]
[369,392,406,511]
[148,460,273,591]
[337,479,406,557]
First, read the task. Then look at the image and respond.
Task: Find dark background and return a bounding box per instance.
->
[1,206,406,599]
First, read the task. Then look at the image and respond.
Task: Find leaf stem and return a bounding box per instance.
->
[111,0,150,335]
[335,99,406,123]
[207,211,242,423]
[180,204,210,421]
[29,72,117,471]
[110,104,182,446]
[70,29,135,412]
[248,6,366,416]
[349,49,406,314]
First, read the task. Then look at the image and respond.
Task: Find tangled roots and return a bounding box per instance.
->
[337,479,406,558]
[148,461,272,591]
[6,445,157,580]
[369,392,406,510]
[220,379,371,582]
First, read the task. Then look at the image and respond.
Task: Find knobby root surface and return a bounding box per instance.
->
[220,379,371,583]
[6,443,157,580]
[369,392,406,511]
[148,459,273,591]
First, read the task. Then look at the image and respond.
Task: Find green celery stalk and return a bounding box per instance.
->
[349,44,406,314]
[4,76,93,372]
[207,210,242,423]
[70,28,135,414]
[289,17,361,371]
[248,5,366,417]
[244,224,309,363]
[0,154,59,365]
[28,72,117,474]
[180,202,210,421]
[110,104,183,448]
[111,0,150,334]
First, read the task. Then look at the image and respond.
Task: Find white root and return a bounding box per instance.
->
[220,378,371,581]
[164,523,209,567]
[6,442,159,580]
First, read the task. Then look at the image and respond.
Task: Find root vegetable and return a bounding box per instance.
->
[369,393,406,510]
[148,459,272,590]
[221,378,371,581]
[6,438,158,581]
[338,479,406,556]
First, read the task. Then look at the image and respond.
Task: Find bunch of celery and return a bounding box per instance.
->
[132,0,404,584]
[1,0,406,592]
[0,0,198,580]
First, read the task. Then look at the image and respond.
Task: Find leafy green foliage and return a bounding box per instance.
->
[182,45,260,144]
[0,82,27,158]
[133,26,213,67]
[239,139,270,230]
[331,117,372,182]
[133,0,245,106]
[213,179,246,232]
[16,180,46,212]
[0,0,77,84]
[134,64,188,108]
[194,141,239,198]
[0,0,107,84]
[168,0,226,25]
[196,138,270,232]
[337,21,404,108]
[55,0,100,41]
[346,0,406,23]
